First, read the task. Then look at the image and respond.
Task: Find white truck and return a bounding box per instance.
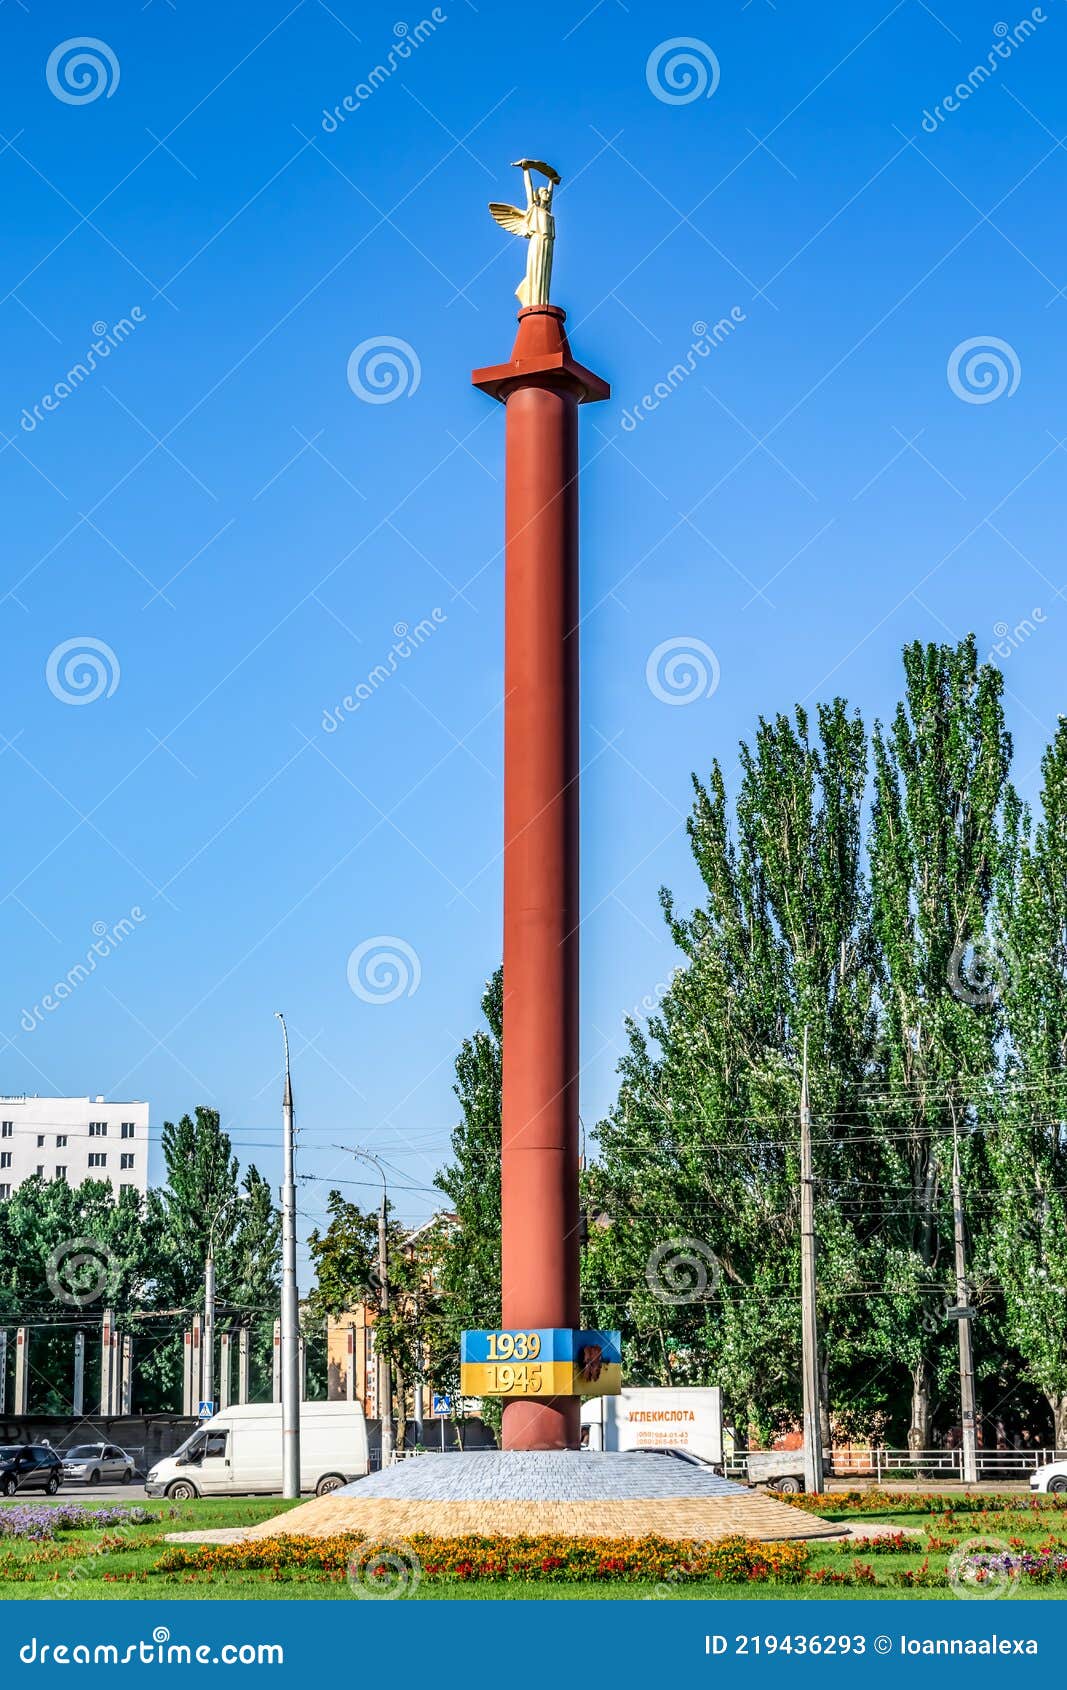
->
[744,1447,808,1492]
[581,1387,723,1465]
[144,1401,369,1499]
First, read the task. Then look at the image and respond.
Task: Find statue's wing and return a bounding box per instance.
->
[488,201,528,236]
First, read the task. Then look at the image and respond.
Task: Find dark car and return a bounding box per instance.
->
[0,1444,62,1496]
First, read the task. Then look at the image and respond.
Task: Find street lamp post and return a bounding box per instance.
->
[276,1012,301,1500]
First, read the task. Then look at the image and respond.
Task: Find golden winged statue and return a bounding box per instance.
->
[488,159,561,308]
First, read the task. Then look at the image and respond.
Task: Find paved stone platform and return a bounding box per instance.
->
[334,1450,750,1501]
[166,1451,839,1544]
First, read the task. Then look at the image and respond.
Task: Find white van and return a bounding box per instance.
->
[145,1402,369,1500]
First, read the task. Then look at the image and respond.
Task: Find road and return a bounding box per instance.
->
[55,1481,150,1501]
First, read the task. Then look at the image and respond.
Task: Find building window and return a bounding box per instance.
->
[56,1134,67,1148]
[120,1122,135,1139]
[0,1122,11,1138]
[0,1153,10,1170]
[0,1185,9,1199]
[88,1151,107,1169]
[55,1166,67,1181]
[121,1183,135,1195]
[88,1121,107,1137]
[36,1134,45,1147]
[120,1152,134,1170]
[35,1165,44,1178]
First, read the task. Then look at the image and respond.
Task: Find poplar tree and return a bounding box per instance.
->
[867,636,1013,1448]
[435,969,503,1343]
[992,720,1067,1445]
[584,701,876,1439]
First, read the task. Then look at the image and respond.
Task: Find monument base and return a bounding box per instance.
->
[166,1451,837,1545]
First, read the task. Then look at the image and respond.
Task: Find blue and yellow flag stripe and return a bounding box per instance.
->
[460,1329,621,1398]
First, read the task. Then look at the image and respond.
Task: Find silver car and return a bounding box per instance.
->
[61,1442,136,1485]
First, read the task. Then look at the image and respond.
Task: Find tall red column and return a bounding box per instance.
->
[473,306,609,1450]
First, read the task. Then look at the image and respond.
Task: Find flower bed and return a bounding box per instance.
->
[0,1504,152,1542]
[156,1531,1067,1590]
[781,1488,1067,1517]
[965,1549,1067,1584]
[837,1532,926,1554]
[154,1533,814,1586]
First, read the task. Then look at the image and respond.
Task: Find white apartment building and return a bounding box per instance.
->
[0,1095,149,1199]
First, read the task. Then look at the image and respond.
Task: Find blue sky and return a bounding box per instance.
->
[2,0,1066,1267]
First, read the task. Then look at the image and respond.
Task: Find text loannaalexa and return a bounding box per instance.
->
[900,1636,1037,1655]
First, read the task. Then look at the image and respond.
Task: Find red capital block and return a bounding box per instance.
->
[472,305,609,404]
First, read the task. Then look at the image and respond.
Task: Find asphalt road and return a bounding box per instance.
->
[50,1481,149,1501]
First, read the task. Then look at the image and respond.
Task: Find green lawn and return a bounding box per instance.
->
[1,1494,1066,1600]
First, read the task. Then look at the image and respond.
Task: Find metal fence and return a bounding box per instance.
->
[724,1447,1067,1483]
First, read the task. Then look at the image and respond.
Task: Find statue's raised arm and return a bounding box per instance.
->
[488,159,561,308]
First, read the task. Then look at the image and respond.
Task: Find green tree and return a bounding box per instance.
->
[868,636,1014,1447]
[144,1107,279,1407]
[435,969,503,1344]
[0,1176,166,1413]
[584,701,877,1441]
[306,1193,451,1448]
[992,720,1067,1445]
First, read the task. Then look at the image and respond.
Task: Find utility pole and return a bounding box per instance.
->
[335,1145,394,1466]
[376,1183,393,1467]
[72,1331,85,1416]
[276,1012,302,1498]
[238,1326,250,1405]
[799,1029,825,1494]
[413,1280,424,1447]
[14,1326,28,1415]
[203,1246,216,1412]
[951,1123,978,1484]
